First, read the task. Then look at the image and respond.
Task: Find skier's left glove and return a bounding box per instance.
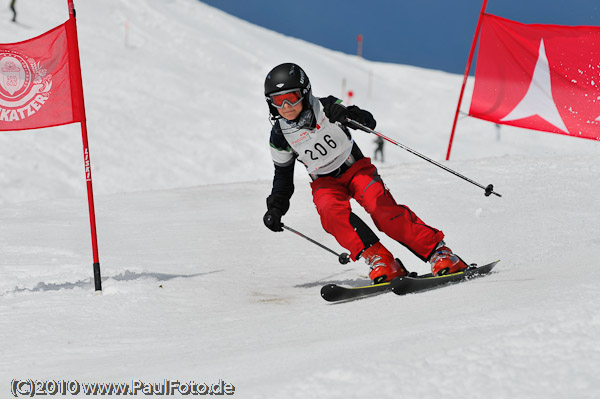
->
[323,102,348,124]
[263,208,283,232]
[324,103,367,125]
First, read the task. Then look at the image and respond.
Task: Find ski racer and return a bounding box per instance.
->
[262,62,468,283]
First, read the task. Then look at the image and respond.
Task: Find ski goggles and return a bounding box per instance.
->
[269,89,304,109]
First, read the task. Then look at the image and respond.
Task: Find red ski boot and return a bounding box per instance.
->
[430,242,468,276]
[362,242,407,284]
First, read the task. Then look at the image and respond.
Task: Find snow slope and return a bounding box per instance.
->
[1,1,599,398]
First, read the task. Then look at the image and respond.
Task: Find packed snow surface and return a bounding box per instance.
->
[1,1,599,398]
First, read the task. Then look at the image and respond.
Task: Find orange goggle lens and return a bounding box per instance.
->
[270,90,303,108]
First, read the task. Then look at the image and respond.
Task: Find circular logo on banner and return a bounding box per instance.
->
[0,50,52,123]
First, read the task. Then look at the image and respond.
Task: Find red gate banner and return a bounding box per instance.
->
[0,18,84,131]
[469,14,600,140]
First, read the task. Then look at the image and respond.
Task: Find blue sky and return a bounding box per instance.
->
[199,0,600,75]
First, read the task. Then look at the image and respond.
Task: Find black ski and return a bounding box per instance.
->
[320,260,499,302]
[390,260,499,296]
[320,280,392,302]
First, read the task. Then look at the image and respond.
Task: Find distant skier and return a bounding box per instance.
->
[373,136,384,162]
[262,63,468,283]
[10,0,16,22]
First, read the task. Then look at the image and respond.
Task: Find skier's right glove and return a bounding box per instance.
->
[263,208,283,232]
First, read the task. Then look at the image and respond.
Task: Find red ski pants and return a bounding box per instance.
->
[310,158,444,261]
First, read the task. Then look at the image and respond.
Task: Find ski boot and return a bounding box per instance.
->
[430,241,468,276]
[362,242,408,284]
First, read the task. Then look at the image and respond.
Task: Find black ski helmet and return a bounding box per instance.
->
[264,63,312,118]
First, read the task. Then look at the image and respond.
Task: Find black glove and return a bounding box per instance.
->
[323,102,349,124]
[346,105,367,125]
[263,208,283,232]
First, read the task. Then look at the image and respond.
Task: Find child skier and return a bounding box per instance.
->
[262,63,467,283]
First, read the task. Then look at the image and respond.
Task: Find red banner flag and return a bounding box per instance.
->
[0,18,84,131]
[469,14,600,141]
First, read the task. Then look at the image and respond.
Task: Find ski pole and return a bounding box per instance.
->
[346,119,502,198]
[282,224,351,264]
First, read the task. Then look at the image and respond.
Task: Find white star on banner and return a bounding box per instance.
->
[501,39,569,133]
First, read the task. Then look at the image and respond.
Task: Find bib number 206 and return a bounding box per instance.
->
[305,134,338,160]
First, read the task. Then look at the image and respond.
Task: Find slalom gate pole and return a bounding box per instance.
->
[282,224,350,264]
[68,0,102,291]
[346,119,502,197]
[446,0,489,161]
